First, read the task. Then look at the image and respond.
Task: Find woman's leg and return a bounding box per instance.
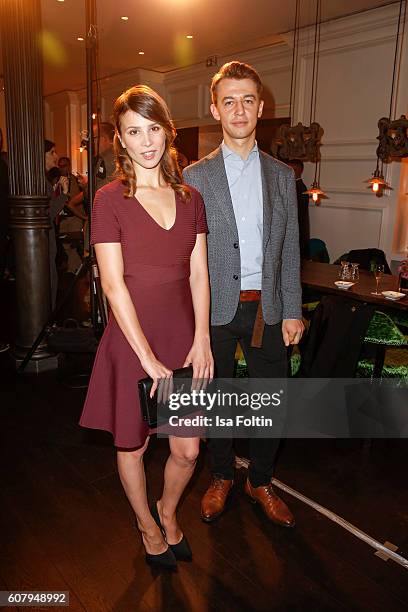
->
[117,437,167,555]
[157,436,200,544]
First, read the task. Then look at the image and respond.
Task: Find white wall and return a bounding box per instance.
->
[43,3,408,264]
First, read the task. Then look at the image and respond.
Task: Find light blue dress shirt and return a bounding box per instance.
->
[222,141,263,290]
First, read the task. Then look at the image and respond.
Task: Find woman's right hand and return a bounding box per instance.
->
[140,353,172,399]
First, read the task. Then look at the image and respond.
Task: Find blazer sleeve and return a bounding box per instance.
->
[280,169,302,320]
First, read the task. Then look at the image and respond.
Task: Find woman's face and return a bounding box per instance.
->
[119,110,166,171]
[45,147,58,171]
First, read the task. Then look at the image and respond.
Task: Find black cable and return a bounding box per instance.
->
[389,0,405,120]
[391,0,407,120]
[289,0,300,121]
[312,0,322,124]
[309,0,320,125]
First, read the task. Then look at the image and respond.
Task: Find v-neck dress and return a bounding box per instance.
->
[79,179,208,448]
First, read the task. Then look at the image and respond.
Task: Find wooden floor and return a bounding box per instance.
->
[1,347,408,612]
[1,277,408,611]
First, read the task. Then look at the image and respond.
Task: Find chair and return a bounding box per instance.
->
[334,248,391,274]
[303,239,330,305]
[357,311,408,378]
[308,238,330,263]
[297,302,407,378]
[299,295,375,378]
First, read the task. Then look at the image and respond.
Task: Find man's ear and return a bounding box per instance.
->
[210,103,221,122]
[257,100,264,119]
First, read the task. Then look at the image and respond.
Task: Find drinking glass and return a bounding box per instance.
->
[350,263,359,281]
[339,261,351,280]
[371,264,384,295]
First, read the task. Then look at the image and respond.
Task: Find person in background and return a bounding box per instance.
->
[287,159,310,260]
[95,122,115,189]
[79,122,115,262]
[184,61,303,528]
[58,157,87,272]
[45,140,69,307]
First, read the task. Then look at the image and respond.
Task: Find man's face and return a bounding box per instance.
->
[92,126,112,154]
[98,134,112,154]
[210,78,264,142]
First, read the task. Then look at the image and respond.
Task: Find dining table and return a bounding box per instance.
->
[300,261,408,377]
[301,261,408,311]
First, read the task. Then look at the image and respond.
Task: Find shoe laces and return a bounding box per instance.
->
[212,478,227,490]
[264,483,277,498]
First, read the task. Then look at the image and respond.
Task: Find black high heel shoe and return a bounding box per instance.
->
[137,521,177,570]
[145,547,177,570]
[151,502,193,562]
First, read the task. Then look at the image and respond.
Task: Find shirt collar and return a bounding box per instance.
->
[221,140,259,161]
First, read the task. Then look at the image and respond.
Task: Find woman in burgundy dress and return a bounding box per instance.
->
[80,85,213,569]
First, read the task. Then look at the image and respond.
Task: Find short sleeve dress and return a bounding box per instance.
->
[79,179,208,448]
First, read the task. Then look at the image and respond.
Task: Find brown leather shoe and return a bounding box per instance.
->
[244,479,295,528]
[201,477,233,522]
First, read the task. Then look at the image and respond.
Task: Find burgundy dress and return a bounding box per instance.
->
[79,179,208,448]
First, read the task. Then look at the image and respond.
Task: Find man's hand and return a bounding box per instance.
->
[282,319,304,347]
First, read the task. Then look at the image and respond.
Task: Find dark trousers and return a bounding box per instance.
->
[210,301,288,487]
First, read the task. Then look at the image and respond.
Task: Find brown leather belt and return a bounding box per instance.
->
[239,291,265,348]
[239,290,261,302]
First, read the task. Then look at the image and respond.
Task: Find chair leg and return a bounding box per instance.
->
[373,345,386,378]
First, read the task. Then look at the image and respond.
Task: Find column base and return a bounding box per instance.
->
[13,353,59,373]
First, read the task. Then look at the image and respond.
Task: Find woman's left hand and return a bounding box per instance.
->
[183,335,214,384]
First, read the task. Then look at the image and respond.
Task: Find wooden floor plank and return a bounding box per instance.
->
[0,495,85,611]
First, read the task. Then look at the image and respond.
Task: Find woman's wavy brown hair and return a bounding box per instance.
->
[113,85,190,200]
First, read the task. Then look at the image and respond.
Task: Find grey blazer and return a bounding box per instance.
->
[183,146,302,326]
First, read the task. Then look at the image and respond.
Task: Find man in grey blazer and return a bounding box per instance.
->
[183,61,304,527]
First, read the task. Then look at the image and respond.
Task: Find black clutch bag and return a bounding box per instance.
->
[138,366,194,428]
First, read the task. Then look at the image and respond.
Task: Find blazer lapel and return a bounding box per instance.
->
[204,147,238,232]
[260,151,276,252]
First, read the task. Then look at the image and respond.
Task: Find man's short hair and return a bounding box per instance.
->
[99,122,115,143]
[211,61,263,104]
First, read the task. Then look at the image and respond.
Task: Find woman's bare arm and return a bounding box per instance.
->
[183,233,214,380]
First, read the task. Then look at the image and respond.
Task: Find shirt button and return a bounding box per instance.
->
[233,274,238,280]
[242,217,245,221]
[241,239,245,244]
[233,242,239,249]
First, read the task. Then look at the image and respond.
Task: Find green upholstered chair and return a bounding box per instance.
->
[356,347,408,378]
[236,357,249,378]
[235,310,407,379]
[357,310,408,378]
[391,310,408,331]
[290,349,302,377]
